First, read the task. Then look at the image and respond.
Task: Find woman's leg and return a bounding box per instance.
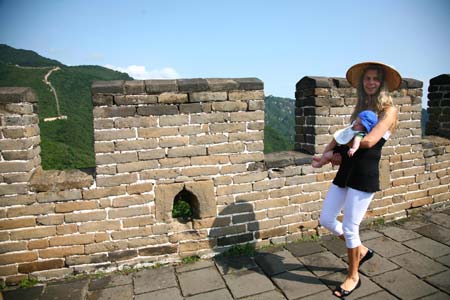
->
[334,188,374,297]
[319,184,347,237]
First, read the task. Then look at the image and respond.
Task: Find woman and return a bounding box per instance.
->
[318,62,401,298]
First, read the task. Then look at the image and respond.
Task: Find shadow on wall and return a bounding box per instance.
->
[208,201,344,297]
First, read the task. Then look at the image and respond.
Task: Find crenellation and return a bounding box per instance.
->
[1,74,449,284]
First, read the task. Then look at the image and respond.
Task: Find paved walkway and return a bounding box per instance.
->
[2,207,450,300]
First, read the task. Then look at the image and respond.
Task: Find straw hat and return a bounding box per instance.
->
[346,62,402,92]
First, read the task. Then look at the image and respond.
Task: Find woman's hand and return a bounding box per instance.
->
[360,106,398,148]
[330,152,342,166]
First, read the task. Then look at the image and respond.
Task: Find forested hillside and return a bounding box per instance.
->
[264,95,295,153]
[0,44,132,169]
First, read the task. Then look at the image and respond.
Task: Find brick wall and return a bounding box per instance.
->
[426,74,450,139]
[0,75,449,286]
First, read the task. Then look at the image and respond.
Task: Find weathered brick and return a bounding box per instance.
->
[122,216,155,228]
[207,143,244,155]
[138,244,177,256]
[0,217,35,230]
[111,227,152,240]
[228,90,264,101]
[216,183,253,196]
[158,92,188,104]
[0,241,27,254]
[267,206,299,218]
[38,246,84,258]
[190,91,227,102]
[10,226,56,240]
[28,239,49,250]
[55,200,98,213]
[84,241,128,255]
[65,211,107,223]
[82,186,126,200]
[0,265,17,276]
[116,160,159,173]
[36,190,82,203]
[0,194,35,207]
[112,195,150,207]
[18,259,65,273]
[93,106,135,118]
[114,139,158,151]
[36,215,64,225]
[212,101,247,112]
[229,153,264,164]
[108,206,150,219]
[255,226,287,239]
[65,253,109,265]
[138,127,178,138]
[49,234,95,246]
[114,115,158,128]
[0,251,38,265]
[94,129,136,141]
[78,220,121,233]
[159,115,189,126]
[96,152,138,165]
[254,198,289,210]
[96,173,138,187]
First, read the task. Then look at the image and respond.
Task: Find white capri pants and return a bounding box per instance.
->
[320,183,374,249]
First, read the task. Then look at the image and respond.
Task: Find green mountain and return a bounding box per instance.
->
[421,108,428,136]
[264,95,295,153]
[0,44,132,170]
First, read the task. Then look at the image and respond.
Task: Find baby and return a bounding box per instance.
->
[312,110,378,168]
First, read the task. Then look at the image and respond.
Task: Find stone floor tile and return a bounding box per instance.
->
[320,238,347,258]
[240,290,287,300]
[2,285,43,300]
[320,272,382,300]
[429,213,450,229]
[271,267,328,299]
[403,237,450,258]
[298,251,347,277]
[133,266,177,294]
[418,291,450,300]
[87,285,133,300]
[40,280,88,300]
[297,290,333,300]
[255,250,302,276]
[214,255,258,275]
[177,267,225,297]
[88,273,132,291]
[357,290,399,300]
[184,289,233,300]
[223,269,275,298]
[352,253,399,277]
[135,287,184,300]
[360,229,383,241]
[390,252,447,278]
[378,226,422,242]
[284,241,325,257]
[397,218,429,230]
[372,269,438,299]
[425,270,450,294]
[364,236,411,258]
[176,260,215,273]
[415,224,450,243]
[436,253,450,267]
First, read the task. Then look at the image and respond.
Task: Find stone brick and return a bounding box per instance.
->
[190,91,227,102]
[0,251,38,265]
[38,245,84,258]
[96,173,138,187]
[111,227,152,240]
[93,106,136,118]
[190,112,228,124]
[49,234,95,246]
[137,104,179,116]
[122,216,155,228]
[255,227,288,239]
[0,241,27,254]
[36,215,64,225]
[94,129,136,141]
[207,142,244,155]
[158,92,188,104]
[216,183,253,196]
[181,166,219,177]
[28,239,49,250]
[108,249,138,262]
[159,136,189,148]
[0,161,34,172]
[145,79,178,93]
[229,153,264,164]
[0,183,29,195]
[66,253,109,265]
[36,190,82,203]
[138,127,178,138]
[116,160,159,173]
[138,244,177,256]
[212,101,247,112]
[18,258,64,274]
[108,206,150,219]
[0,194,35,207]
[167,146,207,158]
[0,217,35,230]
[138,149,166,160]
[10,226,56,240]
[267,206,299,218]
[96,152,137,165]
[228,90,264,101]
[82,186,126,200]
[64,211,106,223]
[254,198,289,210]
[54,200,98,213]
[0,265,17,276]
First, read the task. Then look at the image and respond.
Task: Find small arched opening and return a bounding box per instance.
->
[172,188,200,223]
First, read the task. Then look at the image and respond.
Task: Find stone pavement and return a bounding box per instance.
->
[2,207,450,300]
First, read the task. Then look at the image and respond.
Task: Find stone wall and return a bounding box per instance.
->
[0,75,449,286]
[427,74,450,139]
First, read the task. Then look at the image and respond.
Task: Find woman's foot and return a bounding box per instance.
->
[333,276,361,298]
[359,247,374,267]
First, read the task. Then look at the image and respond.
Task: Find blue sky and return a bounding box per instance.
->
[1,0,449,107]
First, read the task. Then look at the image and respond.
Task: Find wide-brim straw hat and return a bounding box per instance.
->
[346,61,402,92]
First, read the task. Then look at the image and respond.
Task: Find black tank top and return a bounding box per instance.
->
[332,138,386,193]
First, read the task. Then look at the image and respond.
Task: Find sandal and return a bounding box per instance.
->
[333,278,361,298]
[359,248,374,267]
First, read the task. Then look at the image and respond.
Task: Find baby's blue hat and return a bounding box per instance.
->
[358,110,378,132]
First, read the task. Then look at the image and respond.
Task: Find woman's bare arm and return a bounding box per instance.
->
[360,106,398,148]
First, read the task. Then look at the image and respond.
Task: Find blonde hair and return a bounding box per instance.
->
[351,65,398,132]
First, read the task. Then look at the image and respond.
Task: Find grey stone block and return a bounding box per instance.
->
[390,252,447,278]
[177,267,225,297]
[124,80,145,94]
[296,76,332,90]
[298,251,347,277]
[378,226,422,242]
[364,236,411,258]
[134,287,183,300]
[133,267,177,294]
[414,224,450,243]
[41,280,88,300]
[185,289,233,300]
[360,229,383,241]
[425,270,450,294]
[145,79,178,94]
[0,87,37,103]
[223,269,275,298]
[177,79,208,92]
[321,238,347,258]
[206,78,239,91]
[355,253,399,277]
[284,241,325,257]
[403,237,450,258]
[87,285,133,300]
[88,274,132,291]
[429,213,450,229]
[137,104,179,116]
[354,290,398,300]
[233,78,263,90]
[271,268,328,299]
[176,260,215,273]
[419,292,450,300]
[239,290,287,300]
[2,285,43,300]
[214,255,258,275]
[255,250,302,276]
[372,269,438,299]
[320,272,383,299]
[92,80,124,94]
[436,253,450,267]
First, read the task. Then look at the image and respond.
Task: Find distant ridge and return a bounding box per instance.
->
[0,44,64,67]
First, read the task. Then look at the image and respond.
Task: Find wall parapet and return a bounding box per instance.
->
[427,74,450,139]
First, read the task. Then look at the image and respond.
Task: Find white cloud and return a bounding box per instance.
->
[105,64,180,80]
